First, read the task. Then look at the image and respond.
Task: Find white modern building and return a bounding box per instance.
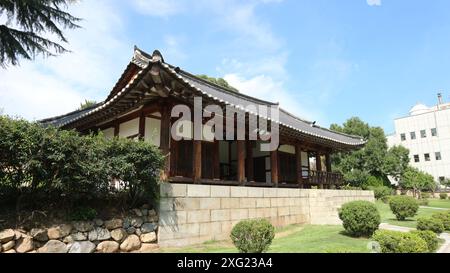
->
[387,94,450,185]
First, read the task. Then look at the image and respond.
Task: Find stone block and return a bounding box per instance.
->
[239,198,256,209]
[187,184,211,197]
[256,198,271,208]
[210,185,230,197]
[230,209,248,220]
[211,209,230,222]
[199,198,221,210]
[220,198,240,209]
[247,187,264,197]
[160,183,187,198]
[230,187,248,197]
[187,210,210,223]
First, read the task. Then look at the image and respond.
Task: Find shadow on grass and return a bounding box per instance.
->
[338,230,372,239]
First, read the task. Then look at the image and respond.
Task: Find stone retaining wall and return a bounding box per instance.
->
[158,183,375,247]
[0,206,158,253]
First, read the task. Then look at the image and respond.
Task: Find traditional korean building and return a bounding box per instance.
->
[41,47,365,189]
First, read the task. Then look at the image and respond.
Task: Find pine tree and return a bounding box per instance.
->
[0,0,81,68]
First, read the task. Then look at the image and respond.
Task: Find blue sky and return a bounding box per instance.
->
[1,0,450,134]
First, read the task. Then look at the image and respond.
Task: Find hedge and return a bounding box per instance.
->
[0,116,164,210]
[372,230,429,253]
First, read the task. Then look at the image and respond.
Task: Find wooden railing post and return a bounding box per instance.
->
[193,140,202,183]
[271,149,279,187]
[237,140,246,185]
[295,145,303,188]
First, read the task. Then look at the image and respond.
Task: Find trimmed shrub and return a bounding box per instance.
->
[372,230,428,253]
[417,217,445,234]
[230,219,275,253]
[440,193,448,200]
[432,211,450,231]
[421,192,431,199]
[417,199,429,206]
[338,201,380,237]
[381,195,393,204]
[388,196,419,220]
[411,230,439,253]
[368,186,393,200]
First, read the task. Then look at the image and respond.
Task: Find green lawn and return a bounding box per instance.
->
[160,225,371,253]
[376,200,449,228]
[428,199,450,209]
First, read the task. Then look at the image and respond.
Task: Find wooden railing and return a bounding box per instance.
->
[308,170,344,187]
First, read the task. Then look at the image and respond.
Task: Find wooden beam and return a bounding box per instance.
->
[213,140,220,180]
[193,140,202,183]
[114,122,120,137]
[316,152,323,189]
[237,140,246,184]
[160,103,171,180]
[295,145,303,188]
[271,149,279,187]
[246,140,254,182]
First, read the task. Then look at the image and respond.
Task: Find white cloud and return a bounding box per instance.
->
[367,0,381,6]
[0,0,130,121]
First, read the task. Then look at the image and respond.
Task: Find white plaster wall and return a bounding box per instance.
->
[119,118,139,138]
[102,128,114,139]
[145,117,161,147]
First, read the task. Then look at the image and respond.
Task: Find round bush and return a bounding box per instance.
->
[388,196,419,220]
[421,192,431,199]
[417,198,429,206]
[372,230,428,253]
[440,193,448,200]
[368,186,393,200]
[230,219,275,253]
[411,230,439,253]
[432,211,450,231]
[338,201,380,237]
[417,217,445,234]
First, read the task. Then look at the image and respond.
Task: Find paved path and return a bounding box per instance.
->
[420,206,449,210]
[379,223,450,253]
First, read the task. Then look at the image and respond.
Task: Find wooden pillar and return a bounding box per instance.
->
[237,140,246,184]
[139,111,146,140]
[271,150,279,187]
[295,145,303,188]
[160,103,171,180]
[246,140,254,182]
[325,153,332,172]
[316,152,323,189]
[114,122,120,137]
[193,140,202,183]
[213,140,220,180]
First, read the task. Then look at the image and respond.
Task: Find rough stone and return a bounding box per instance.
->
[110,228,127,242]
[47,224,72,240]
[30,228,48,242]
[0,229,15,243]
[4,249,16,253]
[123,218,131,229]
[140,232,156,243]
[133,208,143,217]
[105,219,123,230]
[96,241,119,253]
[72,221,94,232]
[119,234,141,252]
[14,230,24,240]
[141,223,157,233]
[126,227,136,235]
[148,210,157,217]
[94,219,104,227]
[38,240,68,253]
[2,240,15,251]
[130,217,144,228]
[69,241,96,253]
[135,228,142,236]
[63,235,75,244]
[88,227,111,241]
[141,204,150,209]
[137,243,159,253]
[141,209,148,216]
[15,236,34,253]
[71,232,87,241]
[147,215,158,223]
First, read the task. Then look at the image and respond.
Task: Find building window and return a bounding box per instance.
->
[410,132,416,140]
[414,155,420,163]
[436,152,442,161]
[420,130,427,138]
[424,153,431,161]
[431,128,438,137]
[401,133,406,141]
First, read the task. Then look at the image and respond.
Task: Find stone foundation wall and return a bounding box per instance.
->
[0,206,159,253]
[158,183,375,247]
